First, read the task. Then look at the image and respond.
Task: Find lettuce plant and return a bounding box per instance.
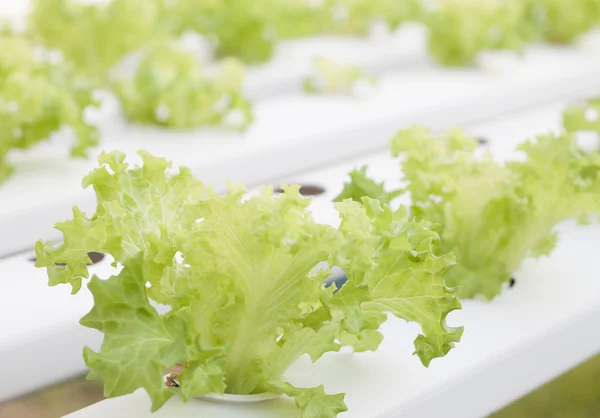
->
[113,43,252,129]
[336,126,600,300]
[29,0,164,83]
[526,0,600,43]
[0,34,99,185]
[36,151,462,416]
[426,0,534,67]
[163,0,280,64]
[563,97,600,135]
[314,0,423,36]
[303,57,375,95]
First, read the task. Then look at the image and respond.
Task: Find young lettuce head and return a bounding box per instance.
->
[336,125,600,300]
[526,0,600,44]
[36,151,462,417]
[302,57,376,95]
[112,42,252,129]
[29,0,164,83]
[426,0,534,67]
[0,34,99,185]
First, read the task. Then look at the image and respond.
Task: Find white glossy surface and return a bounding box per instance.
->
[0,253,108,402]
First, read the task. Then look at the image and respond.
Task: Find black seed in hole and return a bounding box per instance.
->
[509,277,516,288]
[477,137,488,145]
[273,184,326,196]
[29,251,105,266]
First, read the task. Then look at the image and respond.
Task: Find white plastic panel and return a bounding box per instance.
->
[0,101,588,405]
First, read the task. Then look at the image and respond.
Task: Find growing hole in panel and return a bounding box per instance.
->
[273,184,326,196]
[29,251,106,266]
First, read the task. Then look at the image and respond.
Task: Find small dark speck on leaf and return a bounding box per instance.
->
[29,251,105,266]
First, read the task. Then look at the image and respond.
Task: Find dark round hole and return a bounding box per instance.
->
[477,137,488,146]
[273,184,326,196]
[30,251,105,266]
[509,277,516,288]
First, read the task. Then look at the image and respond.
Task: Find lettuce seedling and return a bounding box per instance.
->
[336,126,600,299]
[29,0,164,83]
[113,42,252,129]
[426,0,535,66]
[526,0,600,44]
[36,151,462,416]
[0,34,99,185]
[163,0,278,64]
[303,57,375,95]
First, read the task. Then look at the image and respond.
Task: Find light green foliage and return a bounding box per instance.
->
[426,0,534,66]
[526,0,600,43]
[0,35,99,185]
[303,57,375,95]
[113,43,252,129]
[28,0,164,82]
[313,0,423,36]
[395,126,600,299]
[339,126,600,300]
[334,165,401,204]
[563,97,600,134]
[162,0,423,62]
[36,151,462,415]
[163,0,277,63]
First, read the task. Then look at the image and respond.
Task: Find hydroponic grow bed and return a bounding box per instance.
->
[2,49,600,258]
[2,100,596,406]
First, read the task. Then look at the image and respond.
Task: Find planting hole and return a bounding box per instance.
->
[274,184,326,196]
[477,137,489,146]
[29,251,105,266]
[509,277,516,288]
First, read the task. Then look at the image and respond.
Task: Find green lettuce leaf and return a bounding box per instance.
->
[36,150,462,416]
[273,382,347,418]
[303,0,423,36]
[426,0,534,66]
[341,125,600,300]
[334,198,462,364]
[526,0,600,43]
[163,0,277,63]
[0,34,99,185]
[164,0,422,62]
[303,57,375,95]
[333,165,401,205]
[113,42,252,129]
[81,267,186,411]
[29,0,164,82]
